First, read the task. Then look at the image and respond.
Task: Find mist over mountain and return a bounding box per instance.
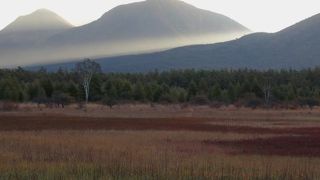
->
[42,0,249,64]
[66,12,320,72]
[48,0,248,44]
[0,9,74,67]
[0,0,249,67]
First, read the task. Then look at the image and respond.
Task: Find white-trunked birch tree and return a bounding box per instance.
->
[75,59,101,107]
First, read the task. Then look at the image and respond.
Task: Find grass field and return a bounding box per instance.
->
[0,104,320,179]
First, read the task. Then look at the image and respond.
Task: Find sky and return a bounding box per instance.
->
[0,0,320,33]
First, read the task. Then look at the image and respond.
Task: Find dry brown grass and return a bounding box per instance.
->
[0,131,319,179]
[0,105,320,179]
[11,103,320,119]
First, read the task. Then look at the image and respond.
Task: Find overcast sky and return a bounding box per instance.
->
[1,0,320,32]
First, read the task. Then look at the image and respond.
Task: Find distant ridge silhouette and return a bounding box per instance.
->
[30,13,320,72]
[0,0,249,66]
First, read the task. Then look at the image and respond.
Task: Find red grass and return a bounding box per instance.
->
[204,135,320,157]
[1,115,320,135]
[1,113,320,157]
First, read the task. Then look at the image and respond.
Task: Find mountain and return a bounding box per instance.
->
[0,0,249,67]
[0,9,72,45]
[49,0,248,44]
[31,12,320,72]
[0,9,73,66]
[45,0,249,60]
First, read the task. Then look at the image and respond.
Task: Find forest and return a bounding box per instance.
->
[1,64,320,109]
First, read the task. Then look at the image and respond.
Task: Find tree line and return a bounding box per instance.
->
[1,63,320,109]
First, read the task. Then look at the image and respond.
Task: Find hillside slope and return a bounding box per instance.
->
[1,0,249,67]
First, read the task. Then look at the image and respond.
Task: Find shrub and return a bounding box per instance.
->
[52,92,72,108]
[102,95,117,109]
[235,97,263,109]
[209,101,224,108]
[297,98,320,109]
[245,98,263,109]
[190,95,209,105]
[0,101,19,111]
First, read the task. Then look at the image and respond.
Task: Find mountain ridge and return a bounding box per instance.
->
[0,9,73,47]
[28,12,320,72]
[47,0,249,44]
[1,0,250,67]
[1,9,73,33]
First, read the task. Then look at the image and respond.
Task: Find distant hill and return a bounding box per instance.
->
[31,13,320,72]
[42,0,249,64]
[0,9,72,45]
[0,0,249,67]
[48,0,248,44]
[0,9,73,66]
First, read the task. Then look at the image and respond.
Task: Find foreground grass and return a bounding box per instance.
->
[0,131,319,180]
[2,160,319,180]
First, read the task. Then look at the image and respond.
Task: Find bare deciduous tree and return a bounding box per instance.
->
[263,79,272,106]
[75,59,101,106]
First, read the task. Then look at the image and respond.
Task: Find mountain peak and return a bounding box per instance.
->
[145,0,178,3]
[0,0,249,66]
[97,0,249,34]
[1,9,73,33]
[143,0,192,7]
[32,8,57,15]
